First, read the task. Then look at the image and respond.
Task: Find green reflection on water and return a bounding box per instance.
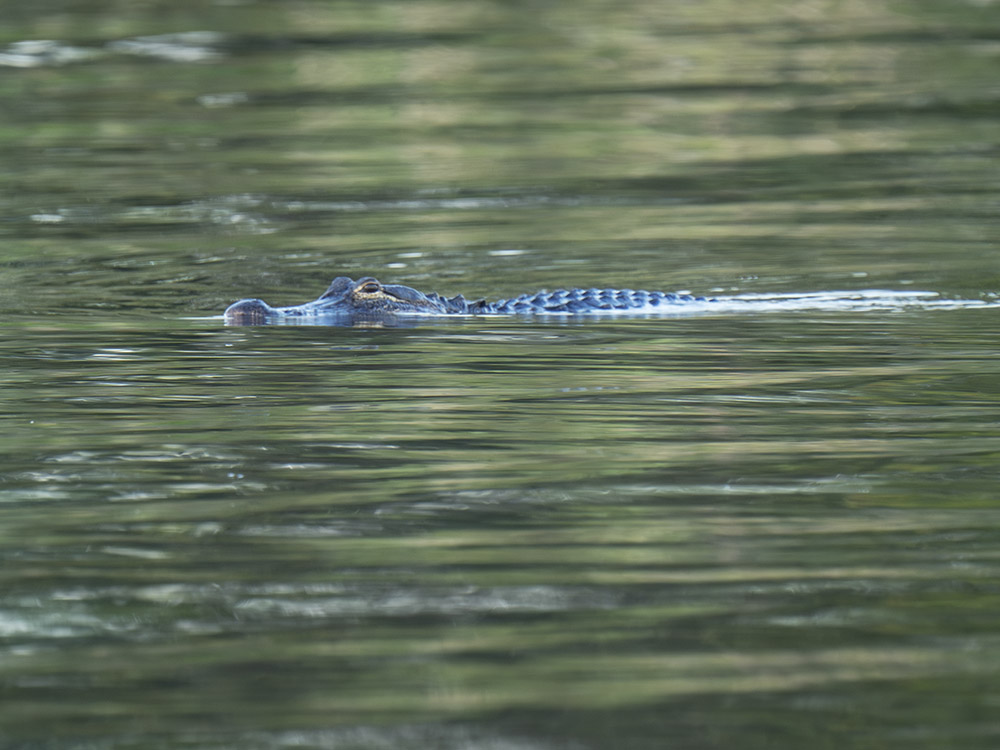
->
[3,0,1000,748]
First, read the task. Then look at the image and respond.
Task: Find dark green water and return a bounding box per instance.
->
[3,2,1000,748]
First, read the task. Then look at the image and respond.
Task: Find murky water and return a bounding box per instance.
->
[3,2,1000,748]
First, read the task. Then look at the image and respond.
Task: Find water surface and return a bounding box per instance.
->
[2,2,1000,748]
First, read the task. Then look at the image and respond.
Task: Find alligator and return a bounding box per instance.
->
[224,275,711,325]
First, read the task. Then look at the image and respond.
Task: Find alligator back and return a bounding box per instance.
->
[489,288,708,314]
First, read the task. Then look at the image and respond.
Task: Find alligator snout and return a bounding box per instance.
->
[224,298,275,325]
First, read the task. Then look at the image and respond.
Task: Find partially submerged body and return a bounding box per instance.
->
[224,275,708,326]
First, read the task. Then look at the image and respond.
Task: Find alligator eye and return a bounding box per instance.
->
[360,282,380,294]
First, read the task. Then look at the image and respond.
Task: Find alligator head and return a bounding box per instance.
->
[224,275,485,325]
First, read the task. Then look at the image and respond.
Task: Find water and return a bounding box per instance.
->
[3,2,1000,748]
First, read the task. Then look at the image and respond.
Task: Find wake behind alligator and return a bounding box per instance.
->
[224,275,997,326]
